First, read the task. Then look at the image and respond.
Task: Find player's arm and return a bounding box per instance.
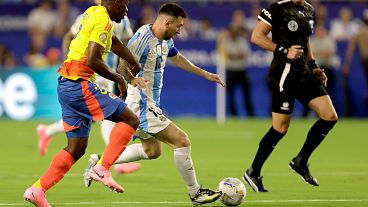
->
[251,20,275,52]
[169,52,225,87]
[251,20,303,60]
[307,39,327,87]
[87,41,127,86]
[111,35,141,76]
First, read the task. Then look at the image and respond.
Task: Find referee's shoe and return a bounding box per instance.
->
[289,157,319,186]
[242,169,269,192]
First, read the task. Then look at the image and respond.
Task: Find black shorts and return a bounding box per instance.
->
[268,62,328,114]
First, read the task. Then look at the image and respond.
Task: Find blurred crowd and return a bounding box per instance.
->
[0,0,367,116]
[0,1,366,70]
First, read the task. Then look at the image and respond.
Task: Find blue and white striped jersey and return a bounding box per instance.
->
[126,24,178,107]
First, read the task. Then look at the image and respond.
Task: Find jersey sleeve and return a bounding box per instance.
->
[167,39,178,57]
[89,12,112,48]
[70,14,83,36]
[258,3,280,27]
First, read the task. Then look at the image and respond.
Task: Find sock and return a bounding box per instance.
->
[100,120,115,145]
[97,122,135,170]
[250,127,285,177]
[174,147,200,198]
[297,119,337,165]
[33,149,75,192]
[115,143,149,164]
[45,119,64,137]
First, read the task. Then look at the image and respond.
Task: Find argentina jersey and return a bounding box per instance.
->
[106,17,133,70]
[126,24,178,107]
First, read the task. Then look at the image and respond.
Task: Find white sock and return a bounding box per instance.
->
[100,120,115,145]
[115,143,149,164]
[174,146,200,197]
[45,119,64,137]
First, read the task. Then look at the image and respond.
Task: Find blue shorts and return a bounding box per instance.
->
[57,77,127,138]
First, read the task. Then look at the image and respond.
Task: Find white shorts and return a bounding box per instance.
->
[127,101,171,140]
[94,75,114,92]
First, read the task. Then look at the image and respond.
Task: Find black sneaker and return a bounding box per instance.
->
[242,170,269,192]
[190,187,222,206]
[289,158,319,186]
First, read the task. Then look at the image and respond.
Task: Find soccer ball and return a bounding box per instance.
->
[218,177,246,206]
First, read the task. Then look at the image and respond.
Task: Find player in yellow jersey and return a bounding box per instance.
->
[23,1,146,206]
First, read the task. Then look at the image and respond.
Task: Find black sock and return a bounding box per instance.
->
[249,127,285,177]
[297,119,337,166]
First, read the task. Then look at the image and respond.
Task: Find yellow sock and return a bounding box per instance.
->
[33,179,43,189]
[97,155,104,166]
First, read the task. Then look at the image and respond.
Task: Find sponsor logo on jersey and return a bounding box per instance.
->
[281,102,290,110]
[262,9,272,19]
[287,20,298,32]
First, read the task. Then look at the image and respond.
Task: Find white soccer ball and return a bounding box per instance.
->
[218,177,247,206]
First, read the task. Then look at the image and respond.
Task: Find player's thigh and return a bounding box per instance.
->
[156,123,190,148]
[308,95,338,121]
[115,107,139,128]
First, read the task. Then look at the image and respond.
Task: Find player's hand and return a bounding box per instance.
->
[118,83,128,100]
[313,68,327,87]
[131,77,147,89]
[207,73,226,87]
[287,45,304,60]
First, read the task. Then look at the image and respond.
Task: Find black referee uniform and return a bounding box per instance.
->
[242,0,337,193]
[259,0,327,113]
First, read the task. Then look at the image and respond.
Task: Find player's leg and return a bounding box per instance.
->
[115,136,161,162]
[290,77,338,186]
[243,112,290,192]
[289,95,337,186]
[156,123,221,205]
[36,119,64,156]
[83,136,159,187]
[99,119,142,174]
[24,118,90,207]
[88,103,139,192]
[243,84,294,192]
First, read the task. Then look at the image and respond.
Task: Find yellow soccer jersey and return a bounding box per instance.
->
[58,6,114,81]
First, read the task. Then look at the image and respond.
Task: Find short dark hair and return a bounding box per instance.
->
[158,3,187,18]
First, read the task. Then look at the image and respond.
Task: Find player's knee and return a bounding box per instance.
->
[65,144,87,161]
[145,148,161,159]
[273,125,288,134]
[125,114,139,130]
[320,111,338,121]
[174,132,191,148]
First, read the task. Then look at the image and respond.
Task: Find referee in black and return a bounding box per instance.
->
[242,0,338,192]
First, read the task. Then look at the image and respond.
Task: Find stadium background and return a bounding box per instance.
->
[0,1,367,206]
[0,0,367,120]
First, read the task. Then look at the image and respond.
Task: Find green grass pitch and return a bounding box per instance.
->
[0,118,367,206]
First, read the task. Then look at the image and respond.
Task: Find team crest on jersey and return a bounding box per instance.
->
[109,92,117,99]
[287,20,298,32]
[99,32,107,43]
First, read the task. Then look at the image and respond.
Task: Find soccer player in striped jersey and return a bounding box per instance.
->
[24,0,146,206]
[84,3,225,205]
